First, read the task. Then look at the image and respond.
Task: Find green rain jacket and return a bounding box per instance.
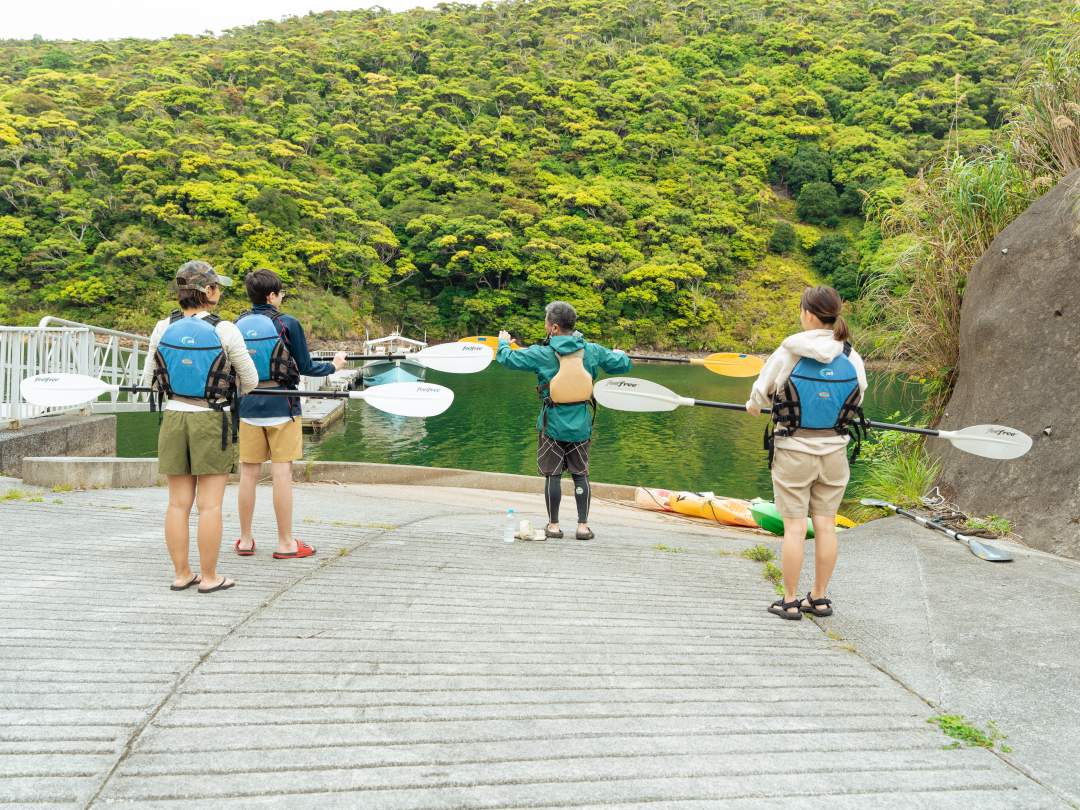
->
[496,333,632,442]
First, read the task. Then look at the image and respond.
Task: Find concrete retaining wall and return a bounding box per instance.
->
[0,415,115,477]
[20,456,638,499]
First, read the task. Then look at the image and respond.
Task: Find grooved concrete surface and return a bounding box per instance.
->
[0,482,1065,809]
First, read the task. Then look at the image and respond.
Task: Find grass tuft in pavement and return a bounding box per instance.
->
[930,714,1012,752]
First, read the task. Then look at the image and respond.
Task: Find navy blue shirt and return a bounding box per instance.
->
[236,304,336,419]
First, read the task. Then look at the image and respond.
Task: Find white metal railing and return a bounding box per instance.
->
[0,317,152,428]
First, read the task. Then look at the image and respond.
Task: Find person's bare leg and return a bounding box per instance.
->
[271,461,296,554]
[165,475,197,587]
[236,462,260,552]
[779,517,807,616]
[195,474,232,589]
[807,514,838,606]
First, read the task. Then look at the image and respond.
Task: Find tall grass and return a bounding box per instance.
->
[854,429,941,511]
[1010,25,1080,183]
[866,29,1080,414]
[870,154,1033,410]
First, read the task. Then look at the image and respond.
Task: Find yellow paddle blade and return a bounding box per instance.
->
[460,335,522,351]
[692,352,764,378]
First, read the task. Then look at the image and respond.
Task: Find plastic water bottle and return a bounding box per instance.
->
[504,508,515,543]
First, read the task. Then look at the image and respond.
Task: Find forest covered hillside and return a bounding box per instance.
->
[0,0,1066,347]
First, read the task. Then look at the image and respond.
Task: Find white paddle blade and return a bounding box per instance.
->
[21,373,117,407]
[593,378,688,412]
[417,342,493,374]
[350,382,454,417]
[938,424,1032,460]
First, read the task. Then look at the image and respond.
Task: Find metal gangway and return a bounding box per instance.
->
[0,317,153,429]
[1,315,336,429]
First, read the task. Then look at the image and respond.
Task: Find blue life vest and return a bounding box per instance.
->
[153,312,235,405]
[766,343,867,465]
[236,310,299,386]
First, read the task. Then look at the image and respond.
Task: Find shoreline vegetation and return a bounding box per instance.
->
[0,0,1069,360]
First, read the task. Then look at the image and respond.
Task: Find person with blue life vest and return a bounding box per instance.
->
[141,261,258,594]
[747,286,868,620]
[496,301,631,541]
[234,269,346,560]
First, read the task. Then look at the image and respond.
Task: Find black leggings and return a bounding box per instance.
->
[545,474,591,525]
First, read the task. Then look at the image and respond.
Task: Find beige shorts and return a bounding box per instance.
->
[239,419,303,464]
[771,447,850,518]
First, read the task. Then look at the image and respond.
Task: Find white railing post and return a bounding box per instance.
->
[1,317,153,428]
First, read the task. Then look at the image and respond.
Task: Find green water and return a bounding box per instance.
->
[117,365,923,499]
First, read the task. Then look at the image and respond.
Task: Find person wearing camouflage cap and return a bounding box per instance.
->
[140,260,257,594]
[174,260,234,292]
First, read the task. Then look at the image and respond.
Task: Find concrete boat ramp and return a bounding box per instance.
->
[1,478,1076,809]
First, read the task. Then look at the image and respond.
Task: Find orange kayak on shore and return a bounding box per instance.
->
[667,492,759,528]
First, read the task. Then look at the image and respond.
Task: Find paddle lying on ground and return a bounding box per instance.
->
[313,341,493,374]
[459,335,764,378]
[593,377,1033,460]
[860,498,1014,562]
[20,373,454,418]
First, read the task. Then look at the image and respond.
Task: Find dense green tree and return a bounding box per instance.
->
[810,234,861,299]
[796,182,841,226]
[0,0,1063,348]
[767,222,797,255]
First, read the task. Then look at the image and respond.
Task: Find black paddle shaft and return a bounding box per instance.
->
[115,385,354,400]
[689,398,942,438]
[320,354,418,361]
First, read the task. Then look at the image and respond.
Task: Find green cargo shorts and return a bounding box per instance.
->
[157,410,237,477]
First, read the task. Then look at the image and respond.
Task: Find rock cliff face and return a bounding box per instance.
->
[936,169,1080,559]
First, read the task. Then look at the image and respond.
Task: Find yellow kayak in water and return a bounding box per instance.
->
[667,492,759,528]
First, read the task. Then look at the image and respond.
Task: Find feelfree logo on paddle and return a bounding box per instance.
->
[989,428,1018,437]
[611,380,638,389]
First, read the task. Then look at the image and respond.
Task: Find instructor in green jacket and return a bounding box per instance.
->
[497,301,631,540]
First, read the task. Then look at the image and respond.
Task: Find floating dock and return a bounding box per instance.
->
[299,368,362,433]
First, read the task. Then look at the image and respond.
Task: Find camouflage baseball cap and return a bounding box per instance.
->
[175,260,232,291]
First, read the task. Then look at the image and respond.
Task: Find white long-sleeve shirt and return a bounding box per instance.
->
[140,311,258,412]
[746,328,868,455]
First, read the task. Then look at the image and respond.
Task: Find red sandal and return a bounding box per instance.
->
[273,539,316,560]
[234,538,256,556]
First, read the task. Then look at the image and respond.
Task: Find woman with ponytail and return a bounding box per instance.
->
[746,286,867,620]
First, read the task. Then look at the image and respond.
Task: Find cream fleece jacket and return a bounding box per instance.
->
[140,311,258,411]
[746,329,868,455]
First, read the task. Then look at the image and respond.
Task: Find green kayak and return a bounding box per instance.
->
[750,500,815,539]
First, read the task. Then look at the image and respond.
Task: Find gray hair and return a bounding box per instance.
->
[544,300,577,331]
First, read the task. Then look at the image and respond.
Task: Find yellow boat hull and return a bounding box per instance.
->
[667,492,759,528]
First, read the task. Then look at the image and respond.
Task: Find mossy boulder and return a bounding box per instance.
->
[936,170,1080,559]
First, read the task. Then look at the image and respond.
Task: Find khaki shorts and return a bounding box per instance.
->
[771,447,850,518]
[239,419,303,463]
[157,410,237,477]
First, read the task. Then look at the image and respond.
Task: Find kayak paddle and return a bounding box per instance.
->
[459,335,764,377]
[314,341,492,374]
[20,373,454,418]
[593,377,1033,460]
[860,498,1013,562]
